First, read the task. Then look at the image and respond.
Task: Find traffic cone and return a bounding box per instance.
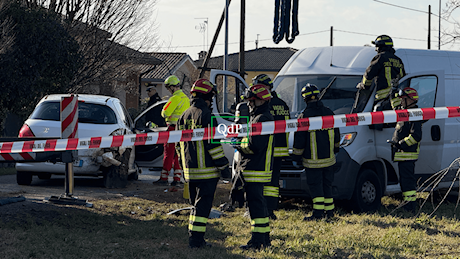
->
[183,182,190,199]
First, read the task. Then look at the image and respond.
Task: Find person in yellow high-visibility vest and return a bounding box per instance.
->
[154,75,190,186]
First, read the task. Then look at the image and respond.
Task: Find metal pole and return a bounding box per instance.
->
[239,0,245,84]
[439,0,441,50]
[428,5,431,49]
[199,0,232,78]
[223,0,229,112]
[330,26,333,46]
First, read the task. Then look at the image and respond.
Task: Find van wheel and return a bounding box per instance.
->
[350,169,382,213]
[103,149,131,188]
[17,171,33,185]
[38,173,52,180]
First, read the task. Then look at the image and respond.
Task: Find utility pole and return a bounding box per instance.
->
[428,5,431,49]
[330,26,333,46]
[256,34,259,49]
[223,0,230,112]
[439,0,441,50]
[239,0,245,88]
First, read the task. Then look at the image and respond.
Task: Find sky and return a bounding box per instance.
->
[150,0,460,60]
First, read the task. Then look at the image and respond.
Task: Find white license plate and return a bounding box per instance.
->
[73,160,83,167]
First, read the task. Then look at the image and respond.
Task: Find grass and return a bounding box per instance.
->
[1,186,460,258]
[0,166,16,176]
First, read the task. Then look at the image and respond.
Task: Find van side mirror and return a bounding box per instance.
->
[431,125,441,141]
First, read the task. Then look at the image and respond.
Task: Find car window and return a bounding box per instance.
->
[30,101,117,124]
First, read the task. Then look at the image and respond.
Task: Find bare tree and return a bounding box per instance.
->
[439,1,460,48]
[0,0,14,55]
[24,0,160,94]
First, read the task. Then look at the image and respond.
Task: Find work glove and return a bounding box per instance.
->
[387,140,402,150]
[146,121,158,128]
[220,166,232,180]
[290,154,302,168]
[230,137,240,149]
[356,83,366,90]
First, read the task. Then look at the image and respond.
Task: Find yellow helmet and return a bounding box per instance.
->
[164,75,180,87]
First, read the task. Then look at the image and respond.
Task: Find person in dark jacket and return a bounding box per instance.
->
[356,35,406,112]
[252,74,290,220]
[177,79,230,248]
[390,87,423,214]
[234,84,274,250]
[145,84,166,128]
[293,83,340,220]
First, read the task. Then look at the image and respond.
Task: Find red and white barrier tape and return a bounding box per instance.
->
[1,106,459,155]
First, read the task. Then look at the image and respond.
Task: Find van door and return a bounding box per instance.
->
[374,71,442,184]
[209,70,251,162]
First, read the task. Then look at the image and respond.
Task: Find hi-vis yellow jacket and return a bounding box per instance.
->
[161,89,190,125]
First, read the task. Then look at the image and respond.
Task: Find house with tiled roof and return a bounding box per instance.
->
[140,52,197,99]
[195,47,297,85]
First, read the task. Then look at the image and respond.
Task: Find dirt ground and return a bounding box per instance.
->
[0,172,232,221]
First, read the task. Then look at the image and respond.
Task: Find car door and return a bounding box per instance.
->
[133,100,167,168]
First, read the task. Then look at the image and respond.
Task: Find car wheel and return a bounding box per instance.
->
[37,173,52,180]
[17,171,33,185]
[103,148,131,188]
[128,171,139,181]
[350,169,382,213]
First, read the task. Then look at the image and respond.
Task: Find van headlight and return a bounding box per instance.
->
[340,132,357,147]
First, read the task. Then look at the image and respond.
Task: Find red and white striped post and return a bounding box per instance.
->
[61,94,78,197]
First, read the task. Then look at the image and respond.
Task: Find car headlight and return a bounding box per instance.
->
[340,132,357,147]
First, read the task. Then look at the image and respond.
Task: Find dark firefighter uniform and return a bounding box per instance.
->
[359,35,406,110]
[391,118,422,206]
[235,84,274,249]
[266,91,290,218]
[230,97,249,208]
[390,87,423,213]
[293,84,340,220]
[177,79,229,248]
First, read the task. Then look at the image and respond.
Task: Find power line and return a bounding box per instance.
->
[373,0,455,24]
[335,29,426,42]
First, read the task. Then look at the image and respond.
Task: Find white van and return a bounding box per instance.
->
[210,46,460,212]
[273,46,460,212]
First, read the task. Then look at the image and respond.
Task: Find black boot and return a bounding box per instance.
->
[240,233,268,250]
[189,232,212,249]
[268,210,277,220]
[403,201,416,215]
[303,209,324,221]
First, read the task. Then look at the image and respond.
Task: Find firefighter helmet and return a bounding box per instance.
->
[398,87,419,102]
[301,83,320,101]
[252,74,273,88]
[244,84,272,101]
[190,79,217,100]
[164,75,180,87]
[371,35,393,47]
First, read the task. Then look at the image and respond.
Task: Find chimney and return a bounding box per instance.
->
[198,51,207,60]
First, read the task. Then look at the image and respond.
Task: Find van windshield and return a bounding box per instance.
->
[274,75,365,116]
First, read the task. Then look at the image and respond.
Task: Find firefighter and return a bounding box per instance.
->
[155,75,190,186]
[177,79,230,248]
[145,83,166,128]
[252,74,290,220]
[229,93,248,209]
[292,83,340,220]
[390,87,422,214]
[356,35,406,112]
[234,84,274,250]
